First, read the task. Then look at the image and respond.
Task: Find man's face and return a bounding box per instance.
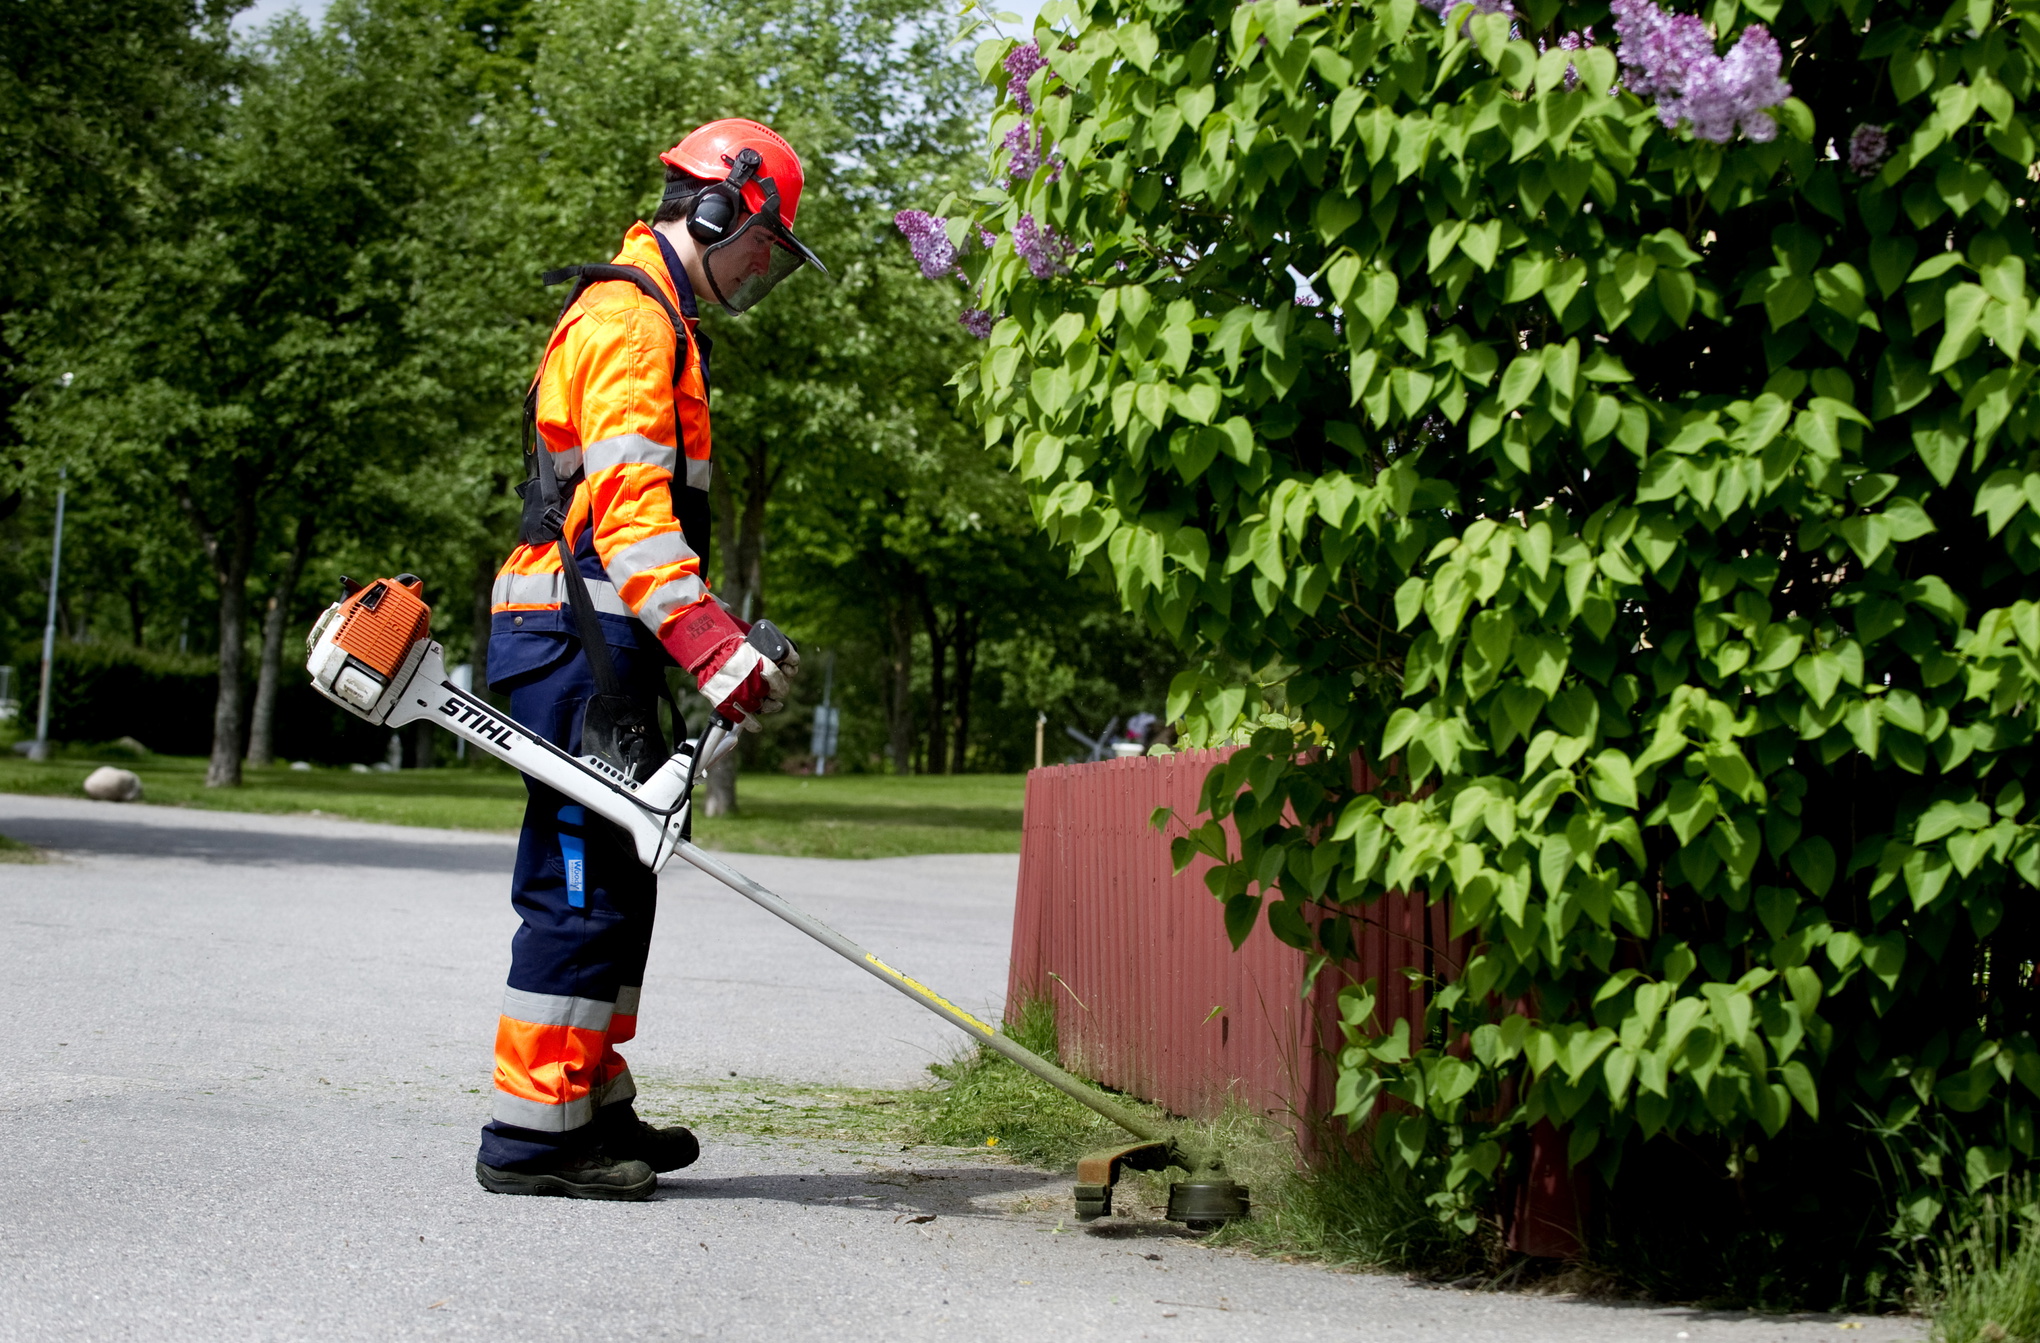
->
[703,212,777,295]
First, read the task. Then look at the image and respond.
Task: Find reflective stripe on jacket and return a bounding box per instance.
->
[490,223,713,665]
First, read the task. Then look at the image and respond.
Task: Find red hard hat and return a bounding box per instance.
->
[661,119,807,228]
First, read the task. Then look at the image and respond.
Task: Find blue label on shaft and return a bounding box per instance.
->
[558,806,586,909]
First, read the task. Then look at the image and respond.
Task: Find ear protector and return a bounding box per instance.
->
[681,147,765,245]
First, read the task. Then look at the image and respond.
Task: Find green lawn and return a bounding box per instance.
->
[0,750,1024,859]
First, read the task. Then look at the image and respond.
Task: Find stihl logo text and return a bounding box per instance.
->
[440,700,516,748]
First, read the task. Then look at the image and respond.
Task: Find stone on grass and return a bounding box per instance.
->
[83,766,144,802]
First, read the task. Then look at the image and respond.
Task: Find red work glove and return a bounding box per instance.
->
[661,597,790,730]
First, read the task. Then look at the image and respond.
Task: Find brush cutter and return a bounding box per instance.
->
[305,575,1248,1228]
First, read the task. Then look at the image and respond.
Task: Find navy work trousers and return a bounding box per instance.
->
[477,637,665,1172]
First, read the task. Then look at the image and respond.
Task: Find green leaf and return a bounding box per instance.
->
[1116,21,1158,71]
[1499,353,1542,412]
[1913,413,1968,487]
[1781,1061,1820,1119]
[1861,932,1906,990]
[1932,284,1989,374]
[1788,837,1836,897]
[1869,235,1919,298]
[1766,274,1815,329]
[1915,799,1990,844]
[1427,222,1467,275]
[1589,750,1638,809]
[1223,891,1262,949]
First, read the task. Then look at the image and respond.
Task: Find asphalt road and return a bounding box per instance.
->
[0,794,1922,1343]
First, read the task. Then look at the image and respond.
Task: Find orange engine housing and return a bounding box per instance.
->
[332,577,433,678]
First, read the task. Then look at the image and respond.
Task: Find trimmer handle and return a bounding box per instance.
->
[744,618,794,665]
[706,620,796,736]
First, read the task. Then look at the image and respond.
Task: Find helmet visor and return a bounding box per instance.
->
[701,210,826,315]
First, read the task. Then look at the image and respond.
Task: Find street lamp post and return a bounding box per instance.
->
[30,464,67,763]
[809,650,838,776]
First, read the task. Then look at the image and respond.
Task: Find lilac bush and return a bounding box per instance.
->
[940,0,2040,1303]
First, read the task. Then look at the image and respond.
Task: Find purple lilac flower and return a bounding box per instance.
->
[1609,0,1713,97]
[894,209,957,279]
[980,229,999,250]
[1664,24,1788,142]
[959,308,994,339]
[1611,0,1789,143]
[1004,42,1047,112]
[1012,214,1071,280]
[1002,122,1043,178]
[1848,123,1891,176]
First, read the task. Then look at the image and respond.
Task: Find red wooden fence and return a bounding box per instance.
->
[1008,748,1461,1137]
[1008,748,1585,1257]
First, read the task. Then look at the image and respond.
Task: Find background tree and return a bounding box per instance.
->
[1,0,1178,780]
[18,1,469,785]
[0,0,240,511]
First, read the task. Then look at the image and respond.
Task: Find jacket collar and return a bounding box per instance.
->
[619,221,699,321]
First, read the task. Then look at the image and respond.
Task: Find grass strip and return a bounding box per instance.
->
[0,832,43,863]
[0,751,1024,859]
[1923,1177,2040,1343]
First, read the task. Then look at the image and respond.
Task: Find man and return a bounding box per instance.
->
[475,119,825,1201]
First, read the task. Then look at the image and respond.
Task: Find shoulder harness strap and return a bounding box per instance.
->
[513,263,695,699]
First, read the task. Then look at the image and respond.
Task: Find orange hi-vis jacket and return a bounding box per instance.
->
[490,223,713,671]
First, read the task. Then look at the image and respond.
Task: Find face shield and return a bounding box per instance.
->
[699,175,827,316]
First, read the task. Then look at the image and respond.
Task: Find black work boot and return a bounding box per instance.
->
[600,1114,701,1173]
[475,1150,656,1201]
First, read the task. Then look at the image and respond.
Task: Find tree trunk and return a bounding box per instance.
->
[885,594,916,774]
[126,581,145,647]
[735,447,768,618]
[701,744,739,816]
[204,494,258,788]
[950,605,978,775]
[406,718,439,769]
[246,514,316,767]
[920,592,950,775]
[471,547,495,703]
[700,440,772,818]
[711,450,739,604]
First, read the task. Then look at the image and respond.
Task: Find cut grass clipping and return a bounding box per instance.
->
[0,832,41,863]
[1924,1177,2040,1343]
[912,998,1156,1167]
